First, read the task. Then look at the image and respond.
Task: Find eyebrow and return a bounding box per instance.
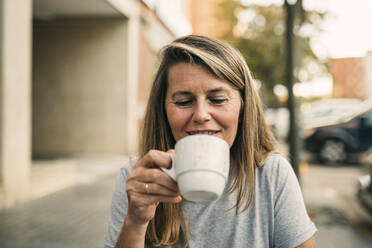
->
[171,87,229,99]
[208,87,228,94]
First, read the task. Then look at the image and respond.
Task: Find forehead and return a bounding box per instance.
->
[166,63,235,92]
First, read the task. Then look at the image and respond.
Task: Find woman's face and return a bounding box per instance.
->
[165,62,242,148]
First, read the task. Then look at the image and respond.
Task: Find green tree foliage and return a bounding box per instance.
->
[215,0,329,107]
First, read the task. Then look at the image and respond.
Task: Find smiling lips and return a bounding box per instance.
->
[186,130,221,135]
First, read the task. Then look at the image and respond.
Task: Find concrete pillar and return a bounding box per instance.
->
[0,0,32,207]
[125,11,140,155]
[108,0,140,155]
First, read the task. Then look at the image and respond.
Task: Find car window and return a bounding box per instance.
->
[363,111,372,127]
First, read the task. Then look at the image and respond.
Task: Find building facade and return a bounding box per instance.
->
[0,0,190,208]
[188,0,225,37]
[331,52,372,100]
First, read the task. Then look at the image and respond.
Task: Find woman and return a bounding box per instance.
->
[104,35,316,248]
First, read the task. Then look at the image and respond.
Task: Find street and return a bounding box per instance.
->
[302,161,372,247]
[0,157,371,247]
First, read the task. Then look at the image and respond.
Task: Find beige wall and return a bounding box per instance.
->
[136,2,175,127]
[189,0,225,37]
[0,0,141,208]
[0,0,3,184]
[365,52,372,99]
[33,20,130,157]
[137,27,157,125]
[331,57,366,100]
[0,0,32,206]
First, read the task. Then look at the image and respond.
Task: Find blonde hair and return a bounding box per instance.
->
[139,35,276,247]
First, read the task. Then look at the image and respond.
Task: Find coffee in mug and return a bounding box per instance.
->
[161,134,229,202]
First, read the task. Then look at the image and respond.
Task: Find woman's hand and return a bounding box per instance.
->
[125,149,181,226]
[115,150,180,248]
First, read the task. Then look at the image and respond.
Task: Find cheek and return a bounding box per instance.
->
[219,102,241,126]
[217,103,241,145]
[166,106,189,139]
[219,112,240,135]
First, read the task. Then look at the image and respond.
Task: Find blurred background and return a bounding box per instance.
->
[0,0,371,247]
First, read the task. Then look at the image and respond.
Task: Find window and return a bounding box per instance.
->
[363,111,372,127]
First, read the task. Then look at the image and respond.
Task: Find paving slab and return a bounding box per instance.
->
[0,174,117,248]
[1,157,372,248]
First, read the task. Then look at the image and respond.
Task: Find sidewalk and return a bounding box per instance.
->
[301,162,372,247]
[0,171,117,248]
[1,158,372,247]
[0,156,126,248]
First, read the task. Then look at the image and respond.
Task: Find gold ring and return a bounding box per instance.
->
[145,183,149,194]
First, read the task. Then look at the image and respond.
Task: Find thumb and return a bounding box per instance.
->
[166,149,175,154]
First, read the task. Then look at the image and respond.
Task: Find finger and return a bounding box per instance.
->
[130,191,182,204]
[143,182,181,196]
[128,168,179,192]
[135,150,172,169]
[127,181,180,196]
[166,150,175,169]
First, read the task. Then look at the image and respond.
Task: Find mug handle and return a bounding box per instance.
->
[160,153,177,181]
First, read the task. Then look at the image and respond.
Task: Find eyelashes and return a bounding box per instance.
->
[174,100,193,106]
[209,98,228,104]
[174,98,228,107]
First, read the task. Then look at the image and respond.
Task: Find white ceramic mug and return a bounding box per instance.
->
[161,134,230,202]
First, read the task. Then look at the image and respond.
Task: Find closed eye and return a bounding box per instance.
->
[173,98,228,106]
[209,98,228,105]
[174,99,193,106]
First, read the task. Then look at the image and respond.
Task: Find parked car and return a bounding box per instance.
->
[301,98,361,130]
[265,99,361,142]
[303,99,372,164]
[357,171,372,215]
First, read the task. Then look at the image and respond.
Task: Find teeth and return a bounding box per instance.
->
[190,131,217,135]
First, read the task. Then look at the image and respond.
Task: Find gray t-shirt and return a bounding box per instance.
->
[103,154,316,248]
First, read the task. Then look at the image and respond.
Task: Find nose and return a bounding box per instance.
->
[192,99,211,123]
